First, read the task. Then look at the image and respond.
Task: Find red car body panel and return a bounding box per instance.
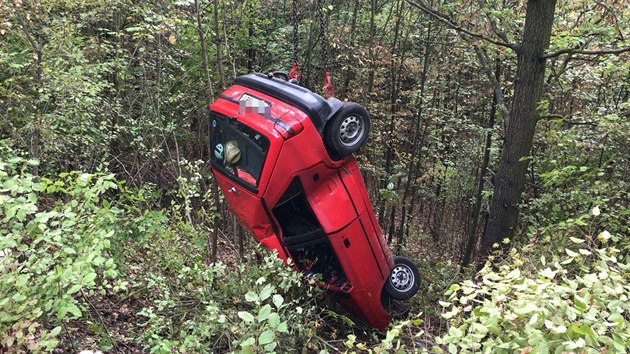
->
[210,75,397,330]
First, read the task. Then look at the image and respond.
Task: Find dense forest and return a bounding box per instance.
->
[1,0,629,352]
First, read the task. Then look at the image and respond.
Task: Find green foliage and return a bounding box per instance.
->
[0,153,124,351]
[436,208,629,353]
[134,250,322,353]
[1,0,629,352]
[0,145,326,352]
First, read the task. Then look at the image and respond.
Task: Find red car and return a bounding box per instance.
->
[209,72,420,330]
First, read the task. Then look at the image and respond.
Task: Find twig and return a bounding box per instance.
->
[406,0,517,51]
[315,334,341,352]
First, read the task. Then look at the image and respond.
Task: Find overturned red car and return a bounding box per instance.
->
[209,72,420,330]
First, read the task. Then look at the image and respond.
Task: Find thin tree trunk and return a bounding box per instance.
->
[365,0,377,97]
[398,20,433,243]
[341,0,360,97]
[481,0,557,259]
[194,0,219,263]
[303,0,317,88]
[379,0,404,222]
[18,11,44,176]
[461,61,500,267]
[213,0,225,88]
[195,0,215,102]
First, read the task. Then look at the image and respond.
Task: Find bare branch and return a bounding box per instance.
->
[594,0,625,41]
[406,0,517,51]
[543,46,630,59]
[478,0,514,48]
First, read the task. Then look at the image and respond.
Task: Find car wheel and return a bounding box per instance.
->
[324,102,370,160]
[384,256,420,301]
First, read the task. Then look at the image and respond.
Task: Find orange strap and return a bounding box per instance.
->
[323,70,334,98]
[289,61,301,81]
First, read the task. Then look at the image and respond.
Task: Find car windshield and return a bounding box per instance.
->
[210,113,269,189]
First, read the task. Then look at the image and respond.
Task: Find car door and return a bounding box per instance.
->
[209,112,279,246]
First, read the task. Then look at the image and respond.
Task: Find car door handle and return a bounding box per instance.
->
[228,187,236,193]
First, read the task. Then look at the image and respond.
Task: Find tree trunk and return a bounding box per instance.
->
[379,0,404,223]
[365,0,377,97]
[480,0,556,259]
[341,0,360,97]
[461,61,499,267]
[303,0,317,88]
[194,0,215,102]
[194,0,220,263]
[398,21,432,242]
[213,0,226,88]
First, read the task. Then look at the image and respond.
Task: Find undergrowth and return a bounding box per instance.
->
[1,145,628,353]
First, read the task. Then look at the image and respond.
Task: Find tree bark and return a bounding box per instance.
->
[194,0,220,263]
[341,0,360,97]
[378,0,404,224]
[480,0,557,259]
[213,0,226,88]
[461,61,500,267]
[194,0,215,102]
[365,0,377,97]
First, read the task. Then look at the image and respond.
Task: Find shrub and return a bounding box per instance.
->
[1,156,125,351]
[436,208,629,353]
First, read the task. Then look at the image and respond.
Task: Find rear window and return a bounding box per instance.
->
[210,113,269,189]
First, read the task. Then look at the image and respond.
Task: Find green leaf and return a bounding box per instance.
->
[12,293,26,302]
[67,303,82,318]
[238,311,255,323]
[83,272,97,285]
[240,337,255,354]
[277,321,288,333]
[258,304,272,322]
[258,330,274,345]
[449,326,463,337]
[272,294,284,309]
[67,284,82,295]
[245,291,259,303]
[574,219,587,226]
[513,302,538,315]
[268,312,280,328]
[540,267,557,279]
[259,284,273,301]
[49,326,62,337]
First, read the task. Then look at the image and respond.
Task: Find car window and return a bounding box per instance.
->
[210,113,269,189]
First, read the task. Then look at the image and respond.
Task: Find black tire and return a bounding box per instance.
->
[323,102,371,160]
[384,256,420,301]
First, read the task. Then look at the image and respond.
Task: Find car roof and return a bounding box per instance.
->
[234,73,343,134]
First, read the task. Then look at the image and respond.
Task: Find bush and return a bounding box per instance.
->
[0,150,325,353]
[1,155,125,351]
[134,250,324,353]
[436,208,629,353]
